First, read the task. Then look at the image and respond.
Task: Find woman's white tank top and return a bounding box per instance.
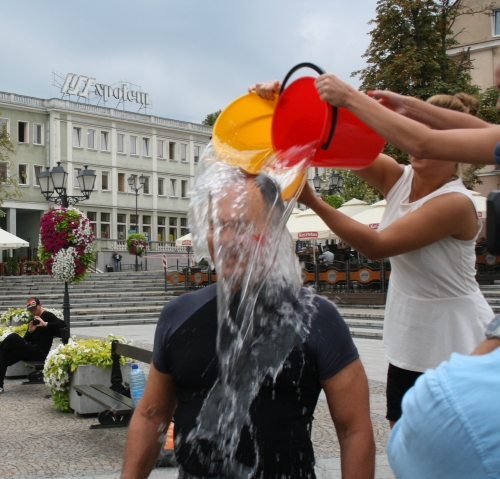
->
[378,165,493,372]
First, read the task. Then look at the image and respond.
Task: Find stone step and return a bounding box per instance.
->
[344,318,384,329]
[348,327,383,340]
[72,311,161,322]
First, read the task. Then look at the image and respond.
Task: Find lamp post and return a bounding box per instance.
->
[312,171,322,192]
[37,162,96,337]
[127,173,146,272]
[327,171,344,195]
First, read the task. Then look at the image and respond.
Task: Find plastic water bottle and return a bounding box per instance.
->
[129,364,146,408]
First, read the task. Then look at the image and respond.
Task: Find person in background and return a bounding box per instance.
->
[112,250,122,272]
[318,245,334,265]
[0,297,66,393]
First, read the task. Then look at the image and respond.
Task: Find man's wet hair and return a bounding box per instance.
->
[255,173,285,221]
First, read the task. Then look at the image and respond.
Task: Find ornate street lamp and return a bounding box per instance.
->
[36,162,96,337]
[328,171,344,195]
[127,173,147,272]
[312,172,322,192]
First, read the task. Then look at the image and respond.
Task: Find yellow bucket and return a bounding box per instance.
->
[212,92,305,201]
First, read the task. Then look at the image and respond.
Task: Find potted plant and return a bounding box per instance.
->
[43,334,132,412]
[38,206,95,284]
[127,233,147,257]
[1,308,32,326]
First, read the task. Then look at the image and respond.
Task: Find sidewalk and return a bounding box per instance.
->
[0,324,394,479]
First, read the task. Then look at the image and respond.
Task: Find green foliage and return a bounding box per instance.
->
[5,255,12,275]
[337,170,381,203]
[0,308,31,326]
[126,233,148,256]
[202,110,221,127]
[43,334,131,412]
[477,86,500,125]
[0,324,28,342]
[324,195,343,209]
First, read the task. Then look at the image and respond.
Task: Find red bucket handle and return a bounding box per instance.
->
[279,62,337,151]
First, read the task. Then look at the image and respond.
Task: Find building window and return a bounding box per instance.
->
[87,211,97,235]
[157,140,164,159]
[158,178,164,196]
[142,138,150,157]
[0,118,10,135]
[34,165,43,186]
[169,141,176,160]
[181,218,189,236]
[33,124,43,145]
[143,176,150,194]
[181,180,188,198]
[495,10,500,36]
[194,146,200,163]
[87,129,95,149]
[130,214,139,231]
[73,127,82,147]
[100,212,110,238]
[170,179,177,197]
[74,168,81,188]
[117,213,126,240]
[101,172,109,191]
[130,136,137,155]
[117,133,125,153]
[18,164,28,185]
[101,131,109,151]
[18,121,28,143]
[169,217,178,241]
[143,215,151,240]
[158,216,166,241]
[118,173,125,192]
[180,143,187,162]
[0,162,10,183]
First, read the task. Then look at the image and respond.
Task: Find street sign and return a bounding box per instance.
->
[162,254,167,268]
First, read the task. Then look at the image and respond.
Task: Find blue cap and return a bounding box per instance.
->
[131,364,138,369]
[494,142,500,167]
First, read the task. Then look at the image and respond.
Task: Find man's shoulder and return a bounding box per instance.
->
[41,310,59,321]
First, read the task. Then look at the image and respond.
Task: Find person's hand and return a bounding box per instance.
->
[315,73,357,108]
[297,181,320,209]
[248,80,280,100]
[28,317,46,332]
[367,90,407,115]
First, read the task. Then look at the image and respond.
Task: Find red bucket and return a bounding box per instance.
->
[271,63,385,169]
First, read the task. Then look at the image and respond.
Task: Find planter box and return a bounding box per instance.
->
[69,364,130,414]
[6,361,35,378]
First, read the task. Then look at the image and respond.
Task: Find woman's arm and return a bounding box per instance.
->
[315,74,500,165]
[367,90,491,131]
[298,182,478,260]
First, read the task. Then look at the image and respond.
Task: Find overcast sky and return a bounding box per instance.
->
[0,0,377,124]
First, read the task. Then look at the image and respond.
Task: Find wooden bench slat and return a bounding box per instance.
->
[115,343,153,364]
[91,384,134,408]
[73,384,133,414]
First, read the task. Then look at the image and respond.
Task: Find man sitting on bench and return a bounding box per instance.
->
[0,297,66,393]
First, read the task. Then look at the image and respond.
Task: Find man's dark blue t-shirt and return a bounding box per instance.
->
[153,284,358,478]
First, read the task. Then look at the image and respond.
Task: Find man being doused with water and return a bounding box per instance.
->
[121,156,375,479]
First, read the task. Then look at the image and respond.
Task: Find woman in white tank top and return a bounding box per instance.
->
[295,94,494,426]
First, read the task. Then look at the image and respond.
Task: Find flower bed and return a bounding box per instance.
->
[0,308,32,326]
[38,206,95,284]
[0,324,28,342]
[126,233,147,257]
[43,334,131,411]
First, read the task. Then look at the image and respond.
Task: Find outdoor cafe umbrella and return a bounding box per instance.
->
[349,199,387,230]
[0,228,29,249]
[175,233,192,247]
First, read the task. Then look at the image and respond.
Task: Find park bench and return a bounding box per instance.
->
[22,327,70,385]
[73,340,152,429]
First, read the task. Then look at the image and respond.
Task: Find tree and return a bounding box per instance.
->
[352,0,492,183]
[324,194,343,209]
[0,113,22,214]
[337,170,381,204]
[202,110,222,127]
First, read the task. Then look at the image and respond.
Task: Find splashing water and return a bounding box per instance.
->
[179,143,319,478]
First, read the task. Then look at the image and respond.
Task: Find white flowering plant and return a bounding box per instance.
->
[38,206,95,284]
[43,334,132,411]
[0,324,28,342]
[0,308,32,326]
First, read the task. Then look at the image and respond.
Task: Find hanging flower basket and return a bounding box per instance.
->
[38,206,95,284]
[127,233,147,257]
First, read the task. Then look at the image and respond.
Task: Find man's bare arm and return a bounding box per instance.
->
[322,359,375,479]
[121,365,177,479]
